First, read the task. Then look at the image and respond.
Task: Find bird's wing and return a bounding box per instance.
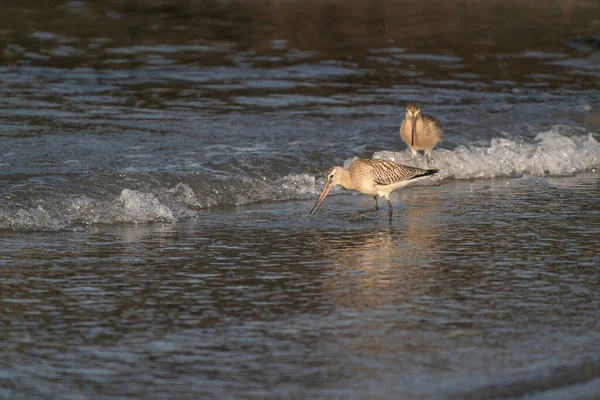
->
[423,114,444,135]
[352,159,430,185]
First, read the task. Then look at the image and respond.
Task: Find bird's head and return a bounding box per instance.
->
[406,103,422,120]
[405,103,422,146]
[309,166,346,216]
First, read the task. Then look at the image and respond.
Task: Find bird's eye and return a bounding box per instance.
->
[328,174,334,179]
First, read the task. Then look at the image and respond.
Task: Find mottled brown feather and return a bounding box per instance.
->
[349,158,436,186]
[400,114,444,138]
[400,103,444,154]
[422,114,444,134]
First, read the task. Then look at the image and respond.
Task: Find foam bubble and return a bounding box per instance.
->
[275,173,320,197]
[115,189,176,224]
[69,195,103,225]
[0,205,66,231]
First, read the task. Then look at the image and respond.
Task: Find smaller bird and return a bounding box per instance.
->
[400,103,444,158]
[309,158,438,221]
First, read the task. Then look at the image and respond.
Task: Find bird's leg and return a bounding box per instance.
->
[349,196,379,221]
[387,199,394,221]
[424,151,431,165]
[411,148,419,158]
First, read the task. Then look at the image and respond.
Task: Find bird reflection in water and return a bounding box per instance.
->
[315,192,443,309]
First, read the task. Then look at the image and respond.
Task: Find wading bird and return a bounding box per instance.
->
[309,158,438,221]
[400,103,444,158]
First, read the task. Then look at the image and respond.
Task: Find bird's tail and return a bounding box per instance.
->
[410,169,439,180]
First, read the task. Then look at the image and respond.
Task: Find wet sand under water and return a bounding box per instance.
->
[1,174,599,399]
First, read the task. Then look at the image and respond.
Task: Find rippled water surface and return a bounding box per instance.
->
[2,176,600,399]
[1,0,600,398]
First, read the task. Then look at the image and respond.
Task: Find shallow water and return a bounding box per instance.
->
[2,0,600,230]
[1,0,600,398]
[2,176,600,399]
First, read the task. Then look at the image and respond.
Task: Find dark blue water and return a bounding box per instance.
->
[1,0,600,398]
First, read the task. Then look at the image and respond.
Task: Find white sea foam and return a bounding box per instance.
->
[275,173,319,197]
[0,127,597,231]
[0,205,66,231]
[374,126,600,179]
[115,189,176,224]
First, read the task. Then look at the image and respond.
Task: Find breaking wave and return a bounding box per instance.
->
[0,126,598,231]
[0,174,320,231]
[374,126,600,179]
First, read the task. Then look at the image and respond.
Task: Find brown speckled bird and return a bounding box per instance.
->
[400,103,444,158]
[309,158,438,221]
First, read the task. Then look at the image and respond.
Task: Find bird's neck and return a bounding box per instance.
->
[336,169,356,190]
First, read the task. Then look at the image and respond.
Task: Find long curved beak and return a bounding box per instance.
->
[309,182,334,215]
[411,117,417,146]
